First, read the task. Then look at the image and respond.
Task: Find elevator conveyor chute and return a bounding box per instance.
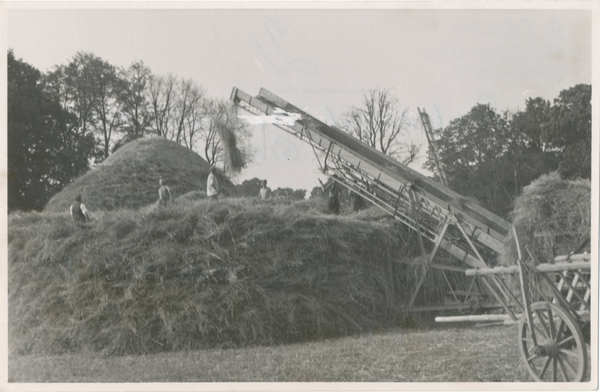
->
[231,87,518,315]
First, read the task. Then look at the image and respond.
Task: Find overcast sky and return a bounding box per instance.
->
[6,5,594,193]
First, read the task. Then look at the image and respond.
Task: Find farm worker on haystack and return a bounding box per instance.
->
[70,194,90,222]
[349,189,364,212]
[259,180,271,200]
[157,178,172,207]
[319,175,341,215]
[207,166,219,201]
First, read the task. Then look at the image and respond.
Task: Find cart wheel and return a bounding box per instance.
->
[518,301,587,382]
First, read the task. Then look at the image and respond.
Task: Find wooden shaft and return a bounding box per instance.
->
[465,265,519,276]
[466,260,591,276]
[435,314,517,323]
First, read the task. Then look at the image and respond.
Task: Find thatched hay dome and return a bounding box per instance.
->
[44,137,236,213]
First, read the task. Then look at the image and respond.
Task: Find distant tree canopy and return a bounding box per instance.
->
[424,85,590,217]
[8,49,254,211]
[235,178,264,197]
[235,178,306,200]
[271,188,306,200]
[309,186,324,199]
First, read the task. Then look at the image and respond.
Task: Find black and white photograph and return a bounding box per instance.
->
[1,2,598,390]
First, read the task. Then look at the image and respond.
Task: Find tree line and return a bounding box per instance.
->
[8,48,591,216]
[8,50,250,211]
[423,84,591,217]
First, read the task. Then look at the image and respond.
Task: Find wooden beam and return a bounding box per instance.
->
[554,253,591,263]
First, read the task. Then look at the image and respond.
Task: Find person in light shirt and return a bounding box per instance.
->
[259,180,271,200]
[157,178,173,207]
[70,194,90,222]
[207,167,219,201]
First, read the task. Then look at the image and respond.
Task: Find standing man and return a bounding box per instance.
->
[259,180,271,200]
[319,176,341,215]
[157,178,172,207]
[70,195,90,222]
[349,189,364,212]
[207,166,219,201]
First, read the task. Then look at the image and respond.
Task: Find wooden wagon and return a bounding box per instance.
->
[453,228,592,382]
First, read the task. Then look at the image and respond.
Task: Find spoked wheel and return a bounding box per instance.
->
[518,301,587,382]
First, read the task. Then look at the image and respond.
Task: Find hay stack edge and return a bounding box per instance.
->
[9,138,438,356]
[501,172,591,266]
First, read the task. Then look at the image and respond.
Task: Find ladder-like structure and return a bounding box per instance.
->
[231,87,521,318]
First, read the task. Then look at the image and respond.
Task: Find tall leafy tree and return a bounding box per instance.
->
[543,84,591,179]
[425,104,516,216]
[44,52,124,162]
[505,98,559,193]
[425,94,573,217]
[510,97,551,151]
[45,53,96,135]
[8,50,93,211]
[43,59,94,157]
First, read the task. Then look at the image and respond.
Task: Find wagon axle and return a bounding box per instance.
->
[532,341,559,359]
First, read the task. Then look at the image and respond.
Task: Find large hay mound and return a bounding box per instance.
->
[44,137,237,213]
[501,172,591,265]
[9,198,442,356]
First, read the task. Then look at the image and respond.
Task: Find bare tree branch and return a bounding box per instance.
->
[341,88,419,165]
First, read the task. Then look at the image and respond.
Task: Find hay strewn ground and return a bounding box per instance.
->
[501,172,591,265]
[9,197,440,356]
[8,325,531,382]
[44,137,237,213]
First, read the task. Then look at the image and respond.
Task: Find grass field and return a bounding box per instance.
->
[9,323,533,383]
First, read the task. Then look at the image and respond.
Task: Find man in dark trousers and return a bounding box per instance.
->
[319,176,341,215]
[349,189,364,212]
[70,195,90,222]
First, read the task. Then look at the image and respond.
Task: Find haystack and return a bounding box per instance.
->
[44,138,237,213]
[8,198,442,356]
[501,172,591,265]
